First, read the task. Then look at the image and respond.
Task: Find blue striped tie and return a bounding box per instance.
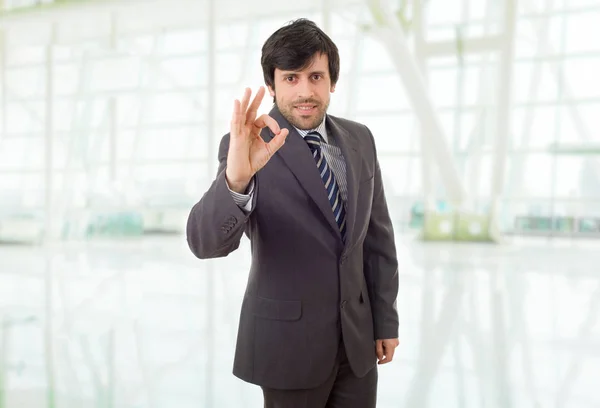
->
[305,131,347,242]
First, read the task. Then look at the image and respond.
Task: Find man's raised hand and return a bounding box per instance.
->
[225,87,289,193]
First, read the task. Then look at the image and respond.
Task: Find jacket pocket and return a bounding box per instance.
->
[249,295,302,321]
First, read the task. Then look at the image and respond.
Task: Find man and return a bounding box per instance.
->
[186,18,399,408]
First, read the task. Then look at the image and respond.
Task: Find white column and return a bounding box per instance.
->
[44,25,57,242]
[412,0,435,212]
[109,98,117,183]
[205,1,216,407]
[43,23,58,408]
[0,28,6,142]
[489,0,517,219]
[0,317,7,408]
[322,0,331,33]
[44,256,56,408]
[109,13,118,184]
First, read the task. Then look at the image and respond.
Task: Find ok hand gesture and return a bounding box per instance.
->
[225,87,289,193]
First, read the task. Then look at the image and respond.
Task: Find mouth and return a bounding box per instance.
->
[294,104,318,114]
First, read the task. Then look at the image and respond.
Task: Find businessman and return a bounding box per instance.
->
[186,18,399,408]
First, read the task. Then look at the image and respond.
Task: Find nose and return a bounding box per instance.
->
[297,78,315,99]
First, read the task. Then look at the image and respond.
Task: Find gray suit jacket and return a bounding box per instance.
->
[186,106,399,390]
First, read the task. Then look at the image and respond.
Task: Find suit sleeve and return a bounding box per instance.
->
[227,177,255,212]
[186,133,256,259]
[362,126,399,340]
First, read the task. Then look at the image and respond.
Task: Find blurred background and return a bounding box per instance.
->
[0,0,599,406]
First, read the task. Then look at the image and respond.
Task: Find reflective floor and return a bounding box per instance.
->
[0,234,599,407]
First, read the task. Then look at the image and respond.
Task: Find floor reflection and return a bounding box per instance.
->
[0,235,598,407]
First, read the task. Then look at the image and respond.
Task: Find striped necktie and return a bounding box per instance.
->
[305,131,347,242]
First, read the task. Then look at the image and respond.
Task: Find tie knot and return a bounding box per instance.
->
[305,131,323,151]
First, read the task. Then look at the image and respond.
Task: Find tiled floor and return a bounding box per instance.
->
[0,234,599,407]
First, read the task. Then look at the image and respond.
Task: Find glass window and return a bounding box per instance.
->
[515,16,564,59]
[357,114,419,153]
[5,45,45,66]
[6,102,44,134]
[89,57,141,91]
[379,156,422,196]
[513,61,559,103]
[360,36,396,74]
[426,0,464,25]
[566,11,600,53]
[507,153,554,197]
[6,67,45,99]
[156,56,206,88]
[428,67,459,108]
[145,93,200,125]
[563,57,600,99]
[511,106,559,149]
[554,156,588,197]
[575,103,600,141]
[355,74,409,112]
[217,22,251,49]
[162,29,207,55]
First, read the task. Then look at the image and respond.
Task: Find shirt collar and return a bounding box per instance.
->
[294,115,328,144]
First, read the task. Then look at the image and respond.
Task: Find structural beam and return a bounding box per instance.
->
[412,0,435,212]
[423,35,504,57]
[367,0,467,206]
[548,143,600,155]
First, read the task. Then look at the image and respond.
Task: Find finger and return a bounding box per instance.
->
[240,87,252,118]
[254,114,281,135]
[375,340,384,363]
[265,128,289,155]
[246,87,266,126]
[230,99,242,137]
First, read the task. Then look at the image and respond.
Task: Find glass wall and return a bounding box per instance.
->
[1,0,599,243]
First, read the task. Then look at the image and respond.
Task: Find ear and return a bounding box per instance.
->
[330,83,336,93]
[267,85,275,97]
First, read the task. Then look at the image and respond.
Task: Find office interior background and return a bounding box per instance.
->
[0,0,599,406]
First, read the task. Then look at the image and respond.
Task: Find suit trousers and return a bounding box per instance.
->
[261,339,378,408]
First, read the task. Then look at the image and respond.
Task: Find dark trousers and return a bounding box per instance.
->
[261,342,378,408]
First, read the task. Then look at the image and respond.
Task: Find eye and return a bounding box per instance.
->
[285,76,295,82]
[312,74,322,80]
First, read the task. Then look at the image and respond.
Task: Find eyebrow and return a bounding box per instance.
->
[281,70,327,77]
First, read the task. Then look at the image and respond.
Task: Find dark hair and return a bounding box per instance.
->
[261,18,340,93]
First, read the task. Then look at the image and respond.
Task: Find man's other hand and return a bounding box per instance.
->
[375,338,399,365]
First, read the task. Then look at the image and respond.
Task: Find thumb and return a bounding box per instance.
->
[375,340,384,363]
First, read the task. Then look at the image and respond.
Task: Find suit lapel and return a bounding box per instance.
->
[264,107,342,240]
[262,107,363,247]
[326,115,361,250]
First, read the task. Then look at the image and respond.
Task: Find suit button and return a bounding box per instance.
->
[340,255,347,265]
[341,300,347,309]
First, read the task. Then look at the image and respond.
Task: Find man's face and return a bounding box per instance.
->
[267,53,335,130]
